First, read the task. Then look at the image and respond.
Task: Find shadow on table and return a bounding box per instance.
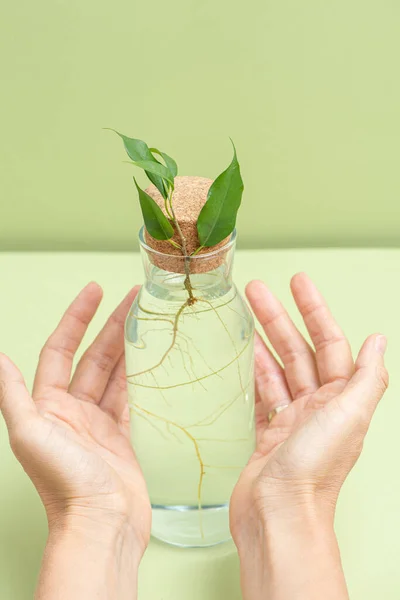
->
[0,474,47,599]
[139,538,241,600]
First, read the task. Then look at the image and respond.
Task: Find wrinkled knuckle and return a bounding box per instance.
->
[108,371,127,394]
[279,344,311,366]
[85,350,114,373]
[68,307,92,328]
[41,334,55,354]
[108,312,125,329]
[41,339,74,360]
[113,375,127,393]
[314,334,346,353]
[298,300,321,318]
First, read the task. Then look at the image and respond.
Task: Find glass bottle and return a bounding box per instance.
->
[125,227,256,547]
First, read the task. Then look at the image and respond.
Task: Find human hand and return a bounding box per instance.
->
[0,283,151,599]
[230,273,388,600]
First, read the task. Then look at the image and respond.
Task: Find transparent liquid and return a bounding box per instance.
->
[125,269,256,547]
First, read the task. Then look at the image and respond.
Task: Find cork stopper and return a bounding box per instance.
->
[143,176,230,274]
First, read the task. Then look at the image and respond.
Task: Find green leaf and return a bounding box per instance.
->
[127,160,174,186]
[150,148,178,178]
[133,177,174,240]
[196,140,244,247]
[105,128,168,199]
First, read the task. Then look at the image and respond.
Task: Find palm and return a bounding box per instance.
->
[31,392,146,507]
[255,379,344,457]
[231,274,357,531]
[4,283,151,548]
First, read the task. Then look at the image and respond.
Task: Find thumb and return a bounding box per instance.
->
[338,334,389,418]
[0,353,36,432]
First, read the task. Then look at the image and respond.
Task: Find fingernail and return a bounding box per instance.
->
[375,335,387,355]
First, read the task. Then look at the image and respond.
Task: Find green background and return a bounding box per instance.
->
[1,0,400,251]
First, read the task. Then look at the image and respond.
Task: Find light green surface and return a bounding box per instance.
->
[1,1,400,250]
[0,249,399,599]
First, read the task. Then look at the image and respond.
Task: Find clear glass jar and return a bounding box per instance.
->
[125,227,256,547]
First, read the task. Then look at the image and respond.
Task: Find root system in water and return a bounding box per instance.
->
[125,279,255,538]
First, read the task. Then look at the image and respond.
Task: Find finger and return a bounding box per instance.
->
[33,282,103,397]
[100,354,129,426]
[68,286,139,404]
[337,334,388,419]
[0,354,37,431]
[254,331,292,413]
[246,280,320,400]
[290,273,354,386]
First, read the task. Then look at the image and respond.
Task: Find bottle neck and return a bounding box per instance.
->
[141,253,235,304]
[139,227,237,303]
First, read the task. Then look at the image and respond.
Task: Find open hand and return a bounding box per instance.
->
[230,273,388,544]
[0,283,151,557]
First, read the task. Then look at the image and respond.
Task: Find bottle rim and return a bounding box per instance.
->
[138,226,237,261]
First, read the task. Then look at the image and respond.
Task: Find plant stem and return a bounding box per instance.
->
[191,245,204,256]
[164,197,173,220]
[168,239,182,250]
[168,188,195,304]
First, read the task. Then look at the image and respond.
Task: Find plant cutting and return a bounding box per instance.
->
[108,130,256,547]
